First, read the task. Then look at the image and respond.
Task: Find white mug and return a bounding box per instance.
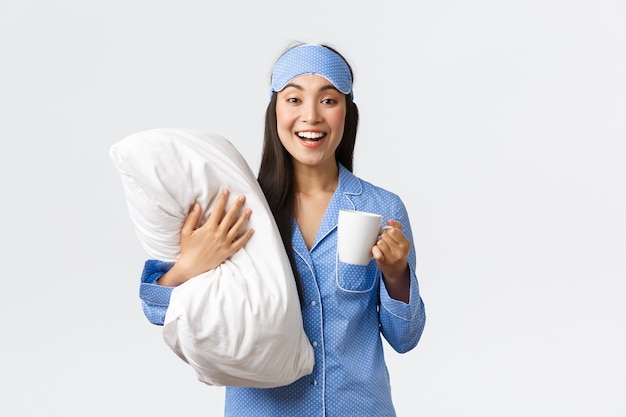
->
[337,210,391,266]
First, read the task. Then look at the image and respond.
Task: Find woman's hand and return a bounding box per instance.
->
[372,219,411,302]
[157,188,254,286]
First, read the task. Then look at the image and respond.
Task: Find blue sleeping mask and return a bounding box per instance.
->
[271,44,354,100]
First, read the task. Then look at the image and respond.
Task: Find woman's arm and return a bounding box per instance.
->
[379,266,426,353]
[138,189,254,324]
[377,199,426,353]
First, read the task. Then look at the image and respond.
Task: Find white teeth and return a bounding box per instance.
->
[297,131,325,140]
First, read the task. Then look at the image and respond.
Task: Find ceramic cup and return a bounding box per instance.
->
[337,209,391,265]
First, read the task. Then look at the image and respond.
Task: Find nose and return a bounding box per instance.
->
[301,100,322,124]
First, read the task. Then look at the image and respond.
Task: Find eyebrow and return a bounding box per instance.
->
[282,82,340,93]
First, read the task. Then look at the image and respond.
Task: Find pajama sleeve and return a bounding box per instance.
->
[378,198,426,353]
[139,260,175,325]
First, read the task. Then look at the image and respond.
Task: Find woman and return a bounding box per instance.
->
[141,43,426,416]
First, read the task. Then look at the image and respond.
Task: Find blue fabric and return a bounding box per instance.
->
[271,44,354,99]
[139,260,174,325]
[139,165,426,417]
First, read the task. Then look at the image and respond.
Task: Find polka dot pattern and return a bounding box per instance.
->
[139,165,426,416]
[140,260,175,325]
[271,44,353,99]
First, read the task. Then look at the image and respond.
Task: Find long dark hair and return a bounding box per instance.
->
[257,44,359,303]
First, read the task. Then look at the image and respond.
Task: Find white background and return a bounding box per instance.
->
[1,1,624,416]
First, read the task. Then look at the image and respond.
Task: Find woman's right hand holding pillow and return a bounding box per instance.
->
[157,188,254,286]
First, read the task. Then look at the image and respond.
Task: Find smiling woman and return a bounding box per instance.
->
[275,74,347,175]
[137,43,426,417]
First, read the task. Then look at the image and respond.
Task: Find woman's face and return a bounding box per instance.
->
[275,74,346,170]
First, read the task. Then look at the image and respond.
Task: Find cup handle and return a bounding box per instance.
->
[380,225,394,234]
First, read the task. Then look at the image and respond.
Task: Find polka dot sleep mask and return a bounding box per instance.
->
[270,44,353,99]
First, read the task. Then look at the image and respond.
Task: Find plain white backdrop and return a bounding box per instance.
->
[1,1,624,416]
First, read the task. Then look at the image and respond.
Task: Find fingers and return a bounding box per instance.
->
[380,219,405,245]
[219,193,249,235]
[206,188,232,227]
[385,219,403,232]
[371,244,384,262]
[226,206,253,241]
[198,188,248,231]
[181,202,201,236]
[194,188,253,243]
[174,189,254,281]
[374,219,410,265]
[230,224,255,251]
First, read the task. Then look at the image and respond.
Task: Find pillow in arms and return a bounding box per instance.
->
[109,128,314,388]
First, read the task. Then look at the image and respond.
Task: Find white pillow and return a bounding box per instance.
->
[109,128,314,388]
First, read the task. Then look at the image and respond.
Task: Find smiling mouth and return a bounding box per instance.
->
[297,131,326,141]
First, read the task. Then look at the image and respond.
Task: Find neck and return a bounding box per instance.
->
[292,160,339,195]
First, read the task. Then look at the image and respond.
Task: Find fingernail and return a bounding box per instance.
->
[238,194,246,202]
